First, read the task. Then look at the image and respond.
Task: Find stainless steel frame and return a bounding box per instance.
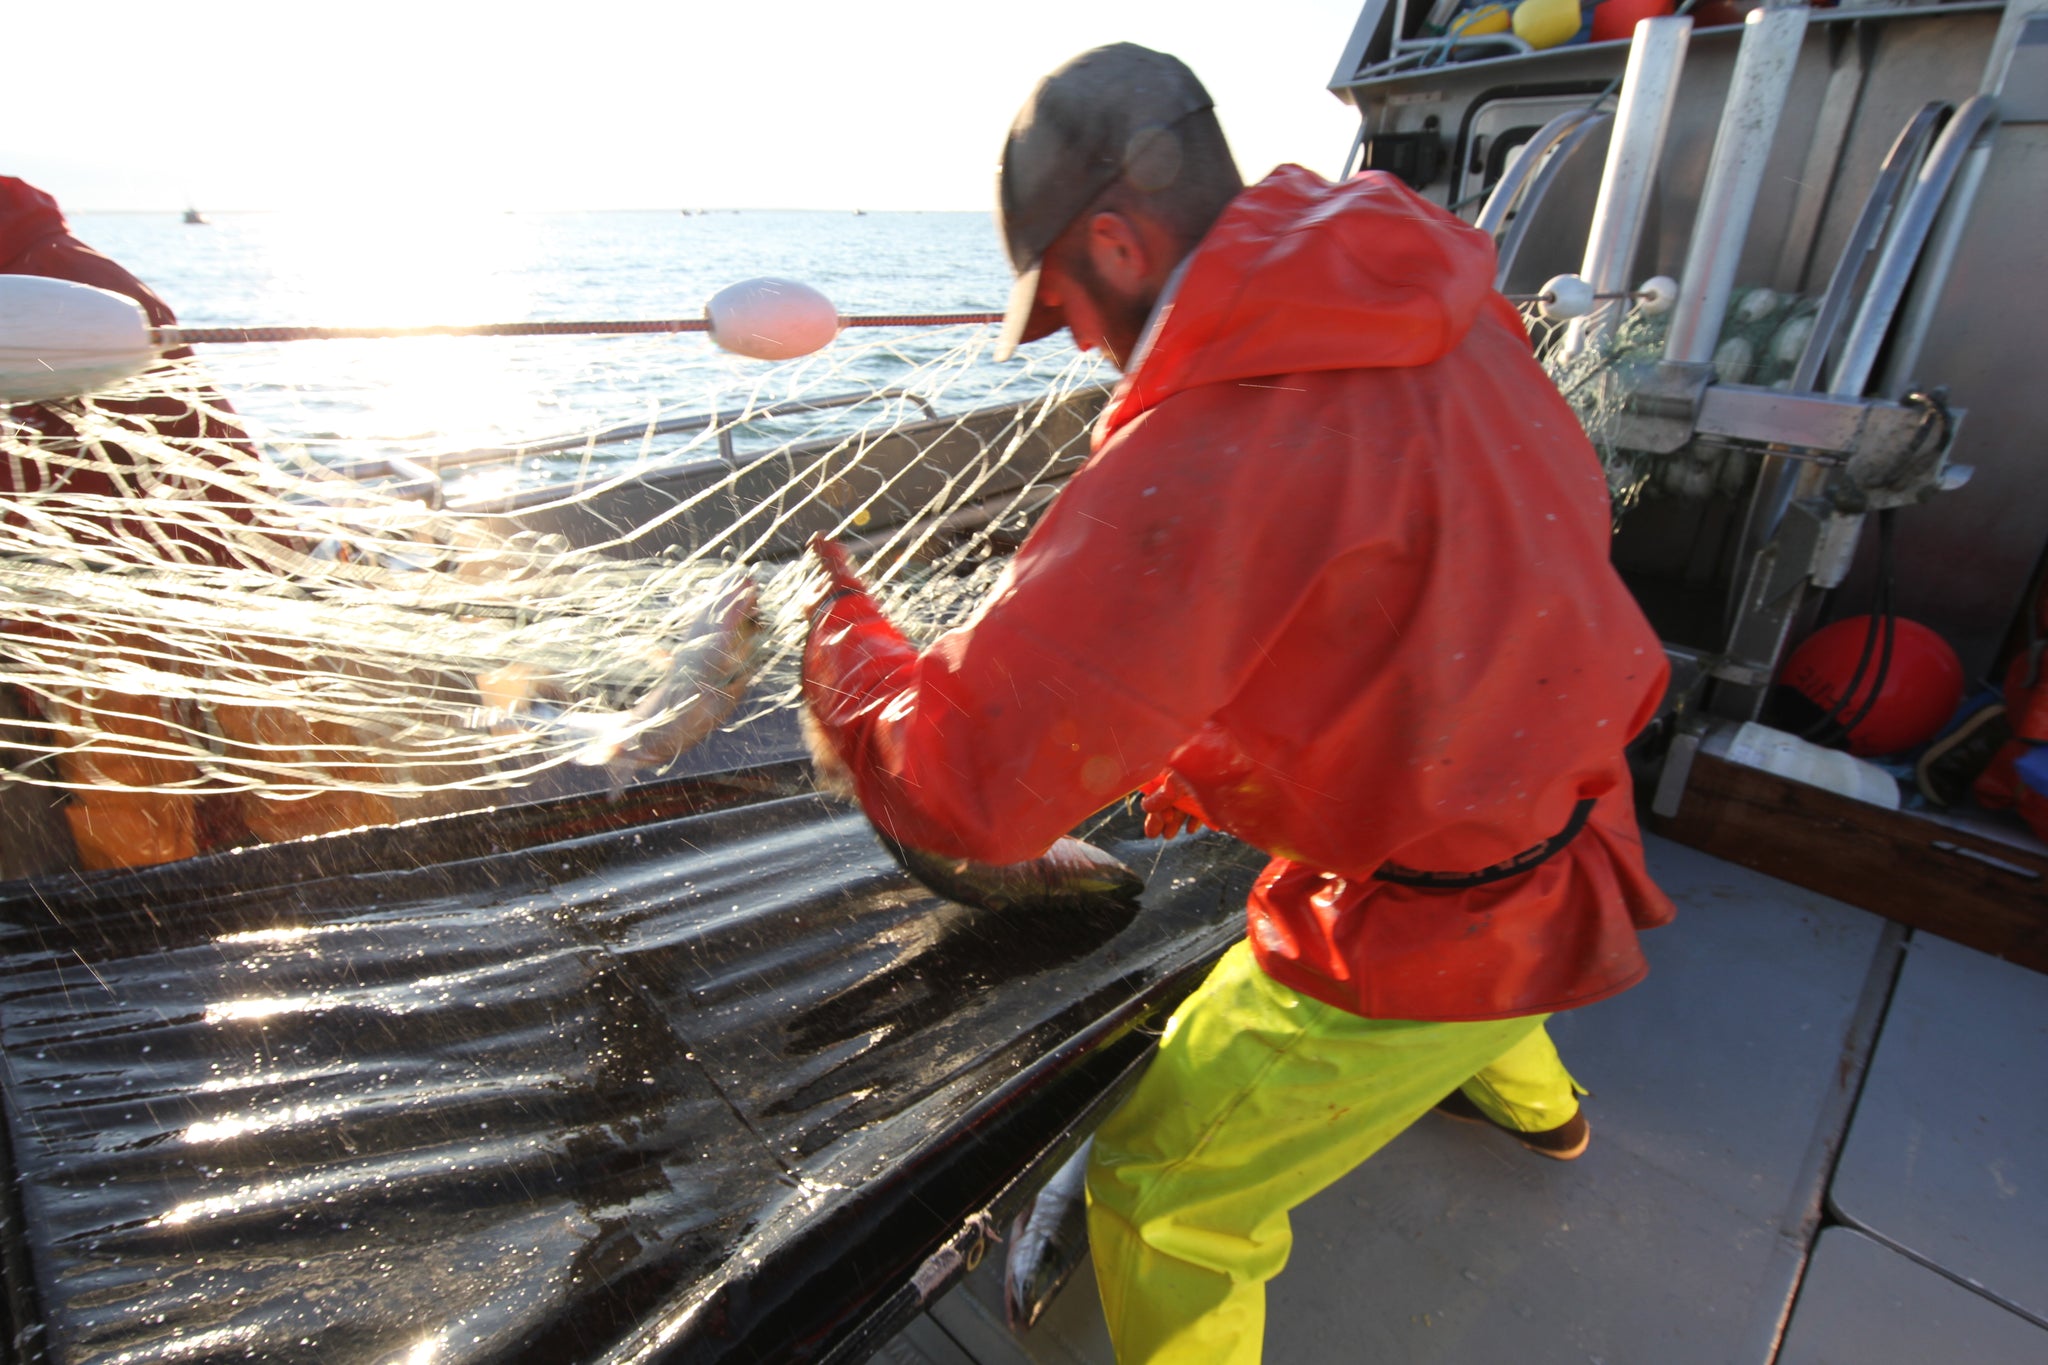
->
[1334,2,2044,693]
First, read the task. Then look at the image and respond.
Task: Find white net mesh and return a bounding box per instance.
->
[3,276,1813,868]
[0,327,1109,862]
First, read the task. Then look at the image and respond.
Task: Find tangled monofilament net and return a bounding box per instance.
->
[1522,302,1663,521]
[5,286,1802,851]
[0,329,1109,831]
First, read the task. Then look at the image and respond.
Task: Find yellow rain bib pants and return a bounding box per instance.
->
[1087,941,1580,1365]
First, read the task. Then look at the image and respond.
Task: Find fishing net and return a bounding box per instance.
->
[1,271,1813,871]
[0,325,1110,868]
[1526,284,1819,524]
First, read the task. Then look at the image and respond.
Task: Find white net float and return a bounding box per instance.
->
[704,277,841,361]
[1733,285,1781,323]
[1634,276,1679,316]
[0,275,158,402]
[1537,274,1597,322]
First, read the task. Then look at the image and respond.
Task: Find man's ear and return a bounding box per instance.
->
[1084,210,1152,296]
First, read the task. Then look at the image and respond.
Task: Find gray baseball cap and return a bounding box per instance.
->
[994,43,1215,361]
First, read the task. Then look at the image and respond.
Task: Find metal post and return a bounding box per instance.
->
[1663,3,1810,365]
[1564,15,1693,359]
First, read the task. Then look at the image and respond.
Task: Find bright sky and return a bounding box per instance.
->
[13,0,1370,213]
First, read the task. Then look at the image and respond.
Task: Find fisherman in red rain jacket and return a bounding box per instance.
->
[1,178,383,868]
[0,177,259,568]
[800,46,1674,1364]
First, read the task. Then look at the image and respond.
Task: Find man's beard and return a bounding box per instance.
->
[1063,250,1156,371]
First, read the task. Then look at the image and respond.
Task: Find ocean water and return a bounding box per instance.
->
[68,209,1087,499]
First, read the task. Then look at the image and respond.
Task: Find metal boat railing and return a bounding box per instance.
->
[1476,105,1602,240]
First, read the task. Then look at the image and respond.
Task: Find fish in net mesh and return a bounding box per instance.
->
[0,325,1110,869]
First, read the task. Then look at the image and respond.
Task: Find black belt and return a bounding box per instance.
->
[1371,798,1597,891]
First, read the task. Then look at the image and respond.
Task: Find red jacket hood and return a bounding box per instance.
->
[0,178,70,271]
[1104,166,1500,441]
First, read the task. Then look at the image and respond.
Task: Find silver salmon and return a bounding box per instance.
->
[878,829,1144,916]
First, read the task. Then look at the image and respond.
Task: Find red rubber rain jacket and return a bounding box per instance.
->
[806,167,1674,1022]
[0,177,255,567]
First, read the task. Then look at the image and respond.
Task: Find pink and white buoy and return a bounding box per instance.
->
[703,277,841,361]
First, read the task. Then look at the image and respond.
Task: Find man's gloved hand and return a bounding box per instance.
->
[801,534,921,788]
[1139,770,1207,840]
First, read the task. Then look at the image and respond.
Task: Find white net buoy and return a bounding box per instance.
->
[1712,334,1755,385]
[1634,276,1679,316]
[704,277,841,361]
[0,275,159,402]
[1733,285,1780,323]
[1537,274,1596,322]
[1769,312,1817,366]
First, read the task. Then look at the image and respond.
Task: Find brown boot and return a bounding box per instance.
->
[1434,1090,1591,1161]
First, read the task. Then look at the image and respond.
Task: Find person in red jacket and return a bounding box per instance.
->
[801,45,1674,1364]
[1,177,386,868]
[0,178,260,569]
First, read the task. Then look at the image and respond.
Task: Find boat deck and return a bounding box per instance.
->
[883,835,2048,1364]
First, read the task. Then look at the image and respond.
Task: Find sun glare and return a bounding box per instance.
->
[260,210,535,328]
[190,210,597,457]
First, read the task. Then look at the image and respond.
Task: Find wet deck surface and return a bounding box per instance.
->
[882,834,2048,1364]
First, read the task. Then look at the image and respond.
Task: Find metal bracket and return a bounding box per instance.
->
[1611,377,1967,512]
[1823,388,1964,512]
[1708,662,1773,688]
[1721,498,1830,682]
[1808,507,1864,590]
[1690,385,1963,524]
[1609,361,1717,455]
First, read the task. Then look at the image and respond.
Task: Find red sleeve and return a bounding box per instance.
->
[10,236,179,330]
[5,228,263,564]
[800,399,1254,865]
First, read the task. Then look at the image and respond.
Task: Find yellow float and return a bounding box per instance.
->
[1513,0,1584,49]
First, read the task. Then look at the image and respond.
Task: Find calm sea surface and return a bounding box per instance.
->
[68,210,1085,500]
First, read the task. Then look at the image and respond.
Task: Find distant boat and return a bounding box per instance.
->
[853,209,868,216]
[182,207,207,225]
